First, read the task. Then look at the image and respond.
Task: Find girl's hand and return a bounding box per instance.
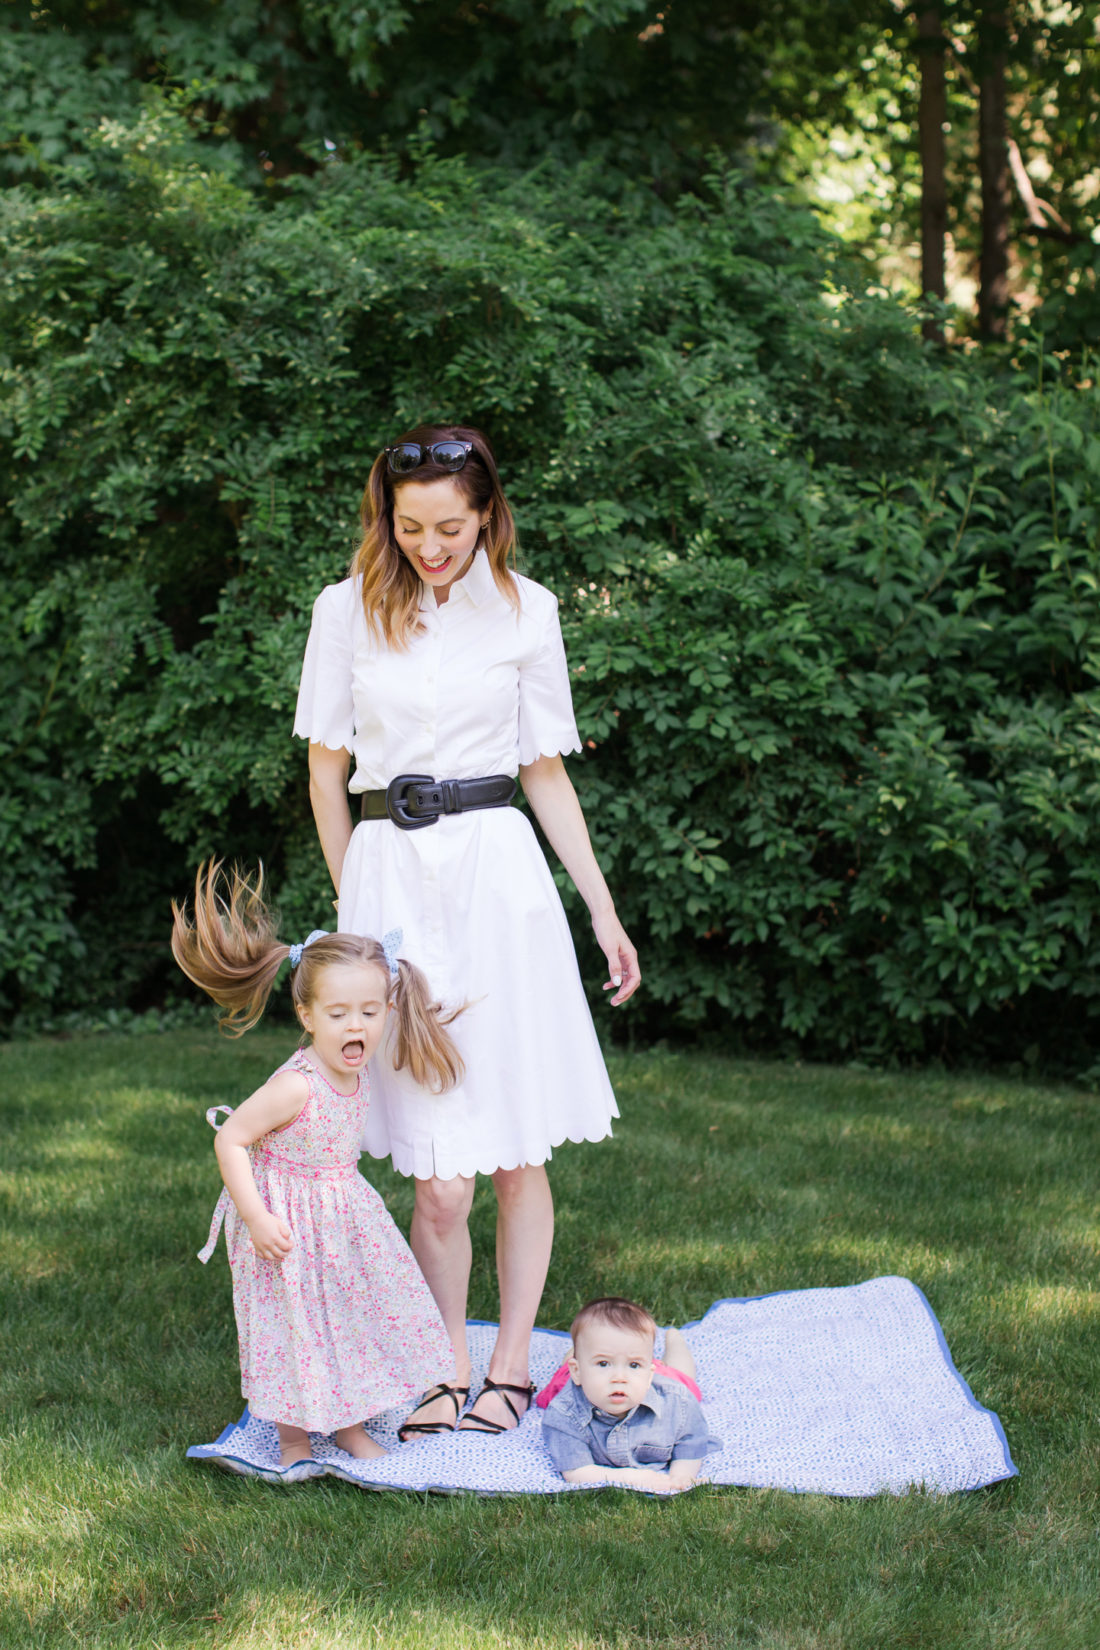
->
[591,908,641,1006]
[246,1209,294,1262]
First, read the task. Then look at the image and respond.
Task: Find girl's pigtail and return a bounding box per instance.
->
[171,860,290,1036]
[390,958,465,1093]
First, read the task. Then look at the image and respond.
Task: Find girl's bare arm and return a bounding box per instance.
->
[214,1070,309,1260]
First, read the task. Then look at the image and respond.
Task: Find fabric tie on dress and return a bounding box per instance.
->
[198,1190,233,1264]
[197,1105,235,1264]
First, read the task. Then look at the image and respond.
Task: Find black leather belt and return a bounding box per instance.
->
[360,773,517,831]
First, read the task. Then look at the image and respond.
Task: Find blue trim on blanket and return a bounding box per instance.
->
[211,1408,250,1445]
[907,1280,1017,1480]
[681,1275,1017,1484]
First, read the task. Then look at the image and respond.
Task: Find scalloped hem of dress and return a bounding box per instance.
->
[515,735,583,767]
[367,1120,616,1182]
[292,727,354,753]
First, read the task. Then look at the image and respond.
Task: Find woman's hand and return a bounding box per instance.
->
[245,1209,294,1262]
[592,906,640,1006]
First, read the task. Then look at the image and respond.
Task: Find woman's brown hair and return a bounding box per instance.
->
[349,423,519,647]
[171,861,464,1092]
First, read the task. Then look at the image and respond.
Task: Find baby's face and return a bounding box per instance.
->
[568,1324,655,1416]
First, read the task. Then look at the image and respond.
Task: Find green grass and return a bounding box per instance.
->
[1,1031,1098,1650]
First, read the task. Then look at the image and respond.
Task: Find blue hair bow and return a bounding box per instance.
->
[381,927,402,980]
[288,929,328,968]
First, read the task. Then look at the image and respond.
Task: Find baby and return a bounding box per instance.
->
[538,1296,722,1493]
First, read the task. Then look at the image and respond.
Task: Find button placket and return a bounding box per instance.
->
[606,1419,633,1469]
[421,619,442,763]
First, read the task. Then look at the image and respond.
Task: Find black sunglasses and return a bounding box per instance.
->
[385,440,472,476]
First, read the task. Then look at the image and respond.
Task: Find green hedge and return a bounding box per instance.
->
[2,103,1098,1070]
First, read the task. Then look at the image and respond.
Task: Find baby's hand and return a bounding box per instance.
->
[636,1468,692,1495]
[561,1463,698,1494]
[246,1210,293,1261]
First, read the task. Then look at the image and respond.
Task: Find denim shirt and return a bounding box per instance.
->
[541,1372,723,1475]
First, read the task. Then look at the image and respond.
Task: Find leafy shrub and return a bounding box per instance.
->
[2,104,1098,1070]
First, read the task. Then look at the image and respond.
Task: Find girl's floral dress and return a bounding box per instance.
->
[201,1049,453,1432]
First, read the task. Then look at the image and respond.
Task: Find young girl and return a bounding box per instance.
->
[172,861,460,1471]
[294,425,641,1439]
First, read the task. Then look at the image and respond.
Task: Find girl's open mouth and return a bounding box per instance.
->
[342,1039,365,1063]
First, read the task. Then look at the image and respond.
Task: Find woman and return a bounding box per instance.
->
[294,424,639,1437]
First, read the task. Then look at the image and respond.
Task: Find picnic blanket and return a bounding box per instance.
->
[186,1276,1016,1497]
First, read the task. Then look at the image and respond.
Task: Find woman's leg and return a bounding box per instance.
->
[461,1163,554,1430]
[404,1172,477,1426]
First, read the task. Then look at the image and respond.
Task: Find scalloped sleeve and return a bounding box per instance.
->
[293,583,356,752]
[516,595,582,766]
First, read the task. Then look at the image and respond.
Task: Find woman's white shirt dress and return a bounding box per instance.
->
[293,550,619,1182]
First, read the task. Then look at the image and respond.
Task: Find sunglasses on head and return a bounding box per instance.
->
[384,440,473,476]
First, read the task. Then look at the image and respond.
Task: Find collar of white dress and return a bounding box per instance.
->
[418,544,497,611]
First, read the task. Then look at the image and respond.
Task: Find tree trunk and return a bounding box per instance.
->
[917,5,947,342]
[977,6,1011,340]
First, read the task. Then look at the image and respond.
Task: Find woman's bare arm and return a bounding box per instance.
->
[307,742,354,895]
[519,753,640,1005]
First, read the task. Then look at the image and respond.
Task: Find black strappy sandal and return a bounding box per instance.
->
[456,1376,536,1436]
[397,1382,470,1442]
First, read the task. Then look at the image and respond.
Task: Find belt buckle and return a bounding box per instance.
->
[385,773,438,830]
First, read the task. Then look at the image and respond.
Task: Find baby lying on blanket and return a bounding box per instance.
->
[537,1297,722,1493]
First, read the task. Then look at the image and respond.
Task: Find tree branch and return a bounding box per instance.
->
[1005,138,1080,244]
[943,31,1086,248]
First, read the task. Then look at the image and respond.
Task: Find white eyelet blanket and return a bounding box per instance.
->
[186,1277,1016,1497]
